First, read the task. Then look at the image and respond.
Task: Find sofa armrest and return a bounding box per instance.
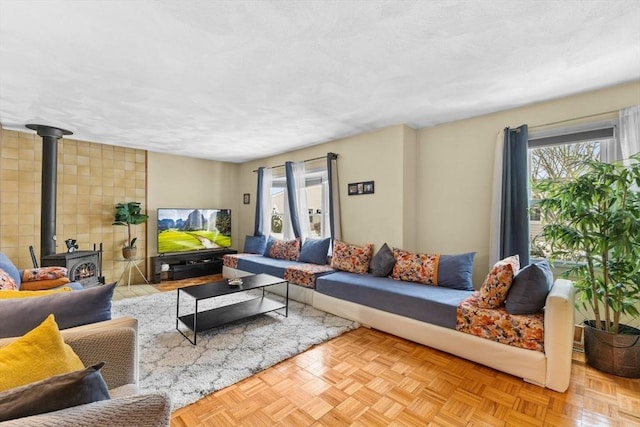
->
[543,278,575,392]
[0,393,171,427]
[60,317,138,390]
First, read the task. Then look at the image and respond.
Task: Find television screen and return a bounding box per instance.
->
[157,208,231,254]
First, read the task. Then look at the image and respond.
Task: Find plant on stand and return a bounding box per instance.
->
[535,153,640,377]
[113,202,149,259]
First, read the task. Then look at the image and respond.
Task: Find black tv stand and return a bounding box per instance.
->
[150,249,237,283]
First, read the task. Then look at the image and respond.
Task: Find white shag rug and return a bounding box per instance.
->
[111,289,359,409]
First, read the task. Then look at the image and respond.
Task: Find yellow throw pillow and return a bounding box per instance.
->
[0,287,72,299]
[0,314,84,391]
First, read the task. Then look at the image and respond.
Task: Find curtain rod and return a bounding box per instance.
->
[529,109,619,131]
[252,153,337,173]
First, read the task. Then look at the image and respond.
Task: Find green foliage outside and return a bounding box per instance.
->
[535,154,640,334]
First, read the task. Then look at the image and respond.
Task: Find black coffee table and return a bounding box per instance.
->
[176,273,288,345]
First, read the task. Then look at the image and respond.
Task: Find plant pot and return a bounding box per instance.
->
[122,247,137,260]
[583,320,640,378]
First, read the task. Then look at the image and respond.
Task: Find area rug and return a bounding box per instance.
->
[111,290,359,409]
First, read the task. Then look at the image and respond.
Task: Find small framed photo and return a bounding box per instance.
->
[348,181,375,195]
[243,193,250,204]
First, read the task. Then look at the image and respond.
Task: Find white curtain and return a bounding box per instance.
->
[489,129,505,267]
[283,161,310,241]
[619,105,640,164]
[257,168,273,237]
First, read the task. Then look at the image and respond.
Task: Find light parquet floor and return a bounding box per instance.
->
[139,276,640,426]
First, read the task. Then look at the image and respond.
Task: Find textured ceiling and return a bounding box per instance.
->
[0,0,639,163]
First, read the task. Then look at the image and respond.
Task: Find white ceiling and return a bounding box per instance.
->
[0,0,639,163]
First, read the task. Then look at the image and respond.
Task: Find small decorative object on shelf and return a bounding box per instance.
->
[65,239,78,253]
[228,277,243,287]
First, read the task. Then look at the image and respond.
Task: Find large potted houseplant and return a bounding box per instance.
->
[113,202,149,259]
[536,153,640,377]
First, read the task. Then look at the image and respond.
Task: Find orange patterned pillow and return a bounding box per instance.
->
[0,268,18,291]
[390,249,440,285]
[19,277,71,291]
[22,267,68,283]
[477,255,520,308]
[268,238,300,261]
[330,240,374,274]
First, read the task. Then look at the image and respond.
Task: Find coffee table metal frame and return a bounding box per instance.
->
[176,273,289,345]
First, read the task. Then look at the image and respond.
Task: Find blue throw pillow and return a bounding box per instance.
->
[243,235,267,255]
[263,236,276,257]
[505,260,553,314]
[298,237,331,265]
[0,252,21,288]
[437,252,475,290]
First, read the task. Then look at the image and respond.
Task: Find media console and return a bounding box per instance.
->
[150,249,237,283]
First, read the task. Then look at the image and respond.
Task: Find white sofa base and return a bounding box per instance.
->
[313,278,575,392]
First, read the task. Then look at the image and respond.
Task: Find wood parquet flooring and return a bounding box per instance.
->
[154,276,640,426]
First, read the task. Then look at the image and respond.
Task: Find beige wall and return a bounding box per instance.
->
[0,129,146,283]
[235,124,417,251]
[145,151,239,268]
[417,80,640,286]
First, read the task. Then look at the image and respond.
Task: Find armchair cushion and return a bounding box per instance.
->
[0,288,72,299]
[0,315,84,392]
[0,362,110,422]
[21,267,68,282]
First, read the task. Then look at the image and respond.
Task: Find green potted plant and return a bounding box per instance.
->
[113,202,149,259]
[535,153,640,377]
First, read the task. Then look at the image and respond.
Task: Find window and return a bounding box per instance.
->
[528,123,618,260]
[268,164,328,240]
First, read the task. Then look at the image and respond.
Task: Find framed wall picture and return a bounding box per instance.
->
[243,193,250,204]
[348,181,374,195]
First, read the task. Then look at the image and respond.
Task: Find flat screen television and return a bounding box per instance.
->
[157,208,231,254]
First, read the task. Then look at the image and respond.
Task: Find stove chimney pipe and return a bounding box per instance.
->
[25,124,73,260]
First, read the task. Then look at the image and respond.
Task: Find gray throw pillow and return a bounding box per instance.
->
[369,243,396,277]
[0,362,110,422]
[437,252,475,290]
[298,238,331,265]
[0,282,115,339]
[505,260,553,314]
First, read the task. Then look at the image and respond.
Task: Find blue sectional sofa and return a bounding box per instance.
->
[223,244,575,392]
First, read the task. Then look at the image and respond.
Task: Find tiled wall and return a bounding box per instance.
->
[0,128,147,284]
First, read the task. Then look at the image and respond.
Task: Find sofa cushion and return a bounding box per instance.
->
[368,243,396,277]
[0,282,115,339]
[438,252,475,291]
[330,240,373,274]
[390,249,440,285]
[0,269,18,291]
[0,362,110,422]
[477,255,520,309]
[265,237,300,261]
[243,235,267,255]
[0,314,85,392]
[316,272,473,329]
[298,237,330,265]
[505,260,553,314]
[0,253,21,288]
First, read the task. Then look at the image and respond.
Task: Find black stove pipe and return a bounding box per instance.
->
[25,124,73,260]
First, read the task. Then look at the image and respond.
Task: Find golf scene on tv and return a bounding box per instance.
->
[157,208,231,254]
